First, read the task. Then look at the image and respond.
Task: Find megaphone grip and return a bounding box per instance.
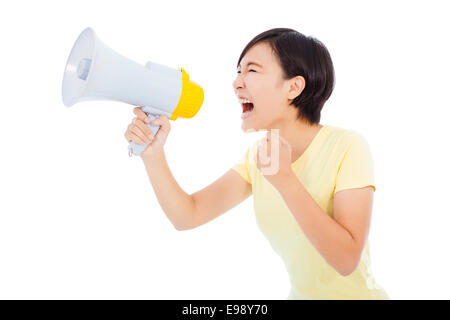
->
[128,113,161,157]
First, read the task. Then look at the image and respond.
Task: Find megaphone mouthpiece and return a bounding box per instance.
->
[62,27,97,106]
[77,58,92,81]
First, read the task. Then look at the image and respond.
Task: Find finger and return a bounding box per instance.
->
[129,132,147,145]
[133,107,150,123]
[259,140,271,165]
[130,124,151,144]
[262,138,271,154]
[267,132,274,145]
[257,141,264,160]
[256,145,261,168]
[124,130,133,142]
[153,116,171,133]
[257,143,269,167]
[279,136,290,148]
[134,118,153,137]
[153,114,169,126]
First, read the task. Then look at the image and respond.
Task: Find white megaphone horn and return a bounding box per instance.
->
[62,27,204,157]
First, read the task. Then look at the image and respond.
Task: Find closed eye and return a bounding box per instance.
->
[237,70,256,74]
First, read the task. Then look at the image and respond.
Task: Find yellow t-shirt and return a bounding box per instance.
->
[232,124,389,300]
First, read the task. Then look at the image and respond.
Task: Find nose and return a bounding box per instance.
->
[232,74,244,93]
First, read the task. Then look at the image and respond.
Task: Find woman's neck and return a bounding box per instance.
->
[276,119,323,163]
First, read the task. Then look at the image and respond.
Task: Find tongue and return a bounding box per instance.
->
[243,103,254,112]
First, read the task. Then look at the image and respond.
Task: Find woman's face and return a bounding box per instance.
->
[233,42,304,132]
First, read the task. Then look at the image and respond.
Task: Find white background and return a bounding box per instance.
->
[0,0,449,299]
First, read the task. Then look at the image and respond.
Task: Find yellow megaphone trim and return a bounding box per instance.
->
[170,67,204,120]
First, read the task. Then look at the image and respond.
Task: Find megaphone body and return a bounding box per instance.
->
[62,27,204,156]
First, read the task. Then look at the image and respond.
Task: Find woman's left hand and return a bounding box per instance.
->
[256,130,296,188]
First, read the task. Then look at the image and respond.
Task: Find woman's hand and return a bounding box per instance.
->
[256,130,295,188]
[124,107,171,159]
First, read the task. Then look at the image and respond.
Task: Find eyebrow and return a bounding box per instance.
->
[237,61,263,69]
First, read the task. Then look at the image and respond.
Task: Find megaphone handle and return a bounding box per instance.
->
[128,112,161,157]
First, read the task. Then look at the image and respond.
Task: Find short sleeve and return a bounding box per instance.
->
[334,132,376,193]
[232,147,251,184]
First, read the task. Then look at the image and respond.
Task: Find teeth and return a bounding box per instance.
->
[238,98,252,104]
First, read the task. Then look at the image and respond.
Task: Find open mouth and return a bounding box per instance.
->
[242,102,254,113]
[241,102,254,120]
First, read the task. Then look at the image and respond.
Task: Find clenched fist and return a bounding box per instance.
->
[124,107,171,159]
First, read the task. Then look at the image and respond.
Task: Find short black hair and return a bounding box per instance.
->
[237,28,335,125]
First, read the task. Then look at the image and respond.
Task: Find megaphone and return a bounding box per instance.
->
[62,27,204,157]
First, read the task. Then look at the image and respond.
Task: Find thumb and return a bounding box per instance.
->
[256,142,261,168]
[152,115,170,133]
[152,115,163,127]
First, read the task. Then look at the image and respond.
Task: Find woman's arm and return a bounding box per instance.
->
[126,107,252,231]
[190,169,252,229]
[276,173,373,276]
[256,132,373,276]
[141,151,195,230]
[142,152,251,231]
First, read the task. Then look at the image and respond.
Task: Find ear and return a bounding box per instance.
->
[287,75,306,100]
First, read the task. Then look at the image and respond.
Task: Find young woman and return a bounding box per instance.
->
[124,28,389,300]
